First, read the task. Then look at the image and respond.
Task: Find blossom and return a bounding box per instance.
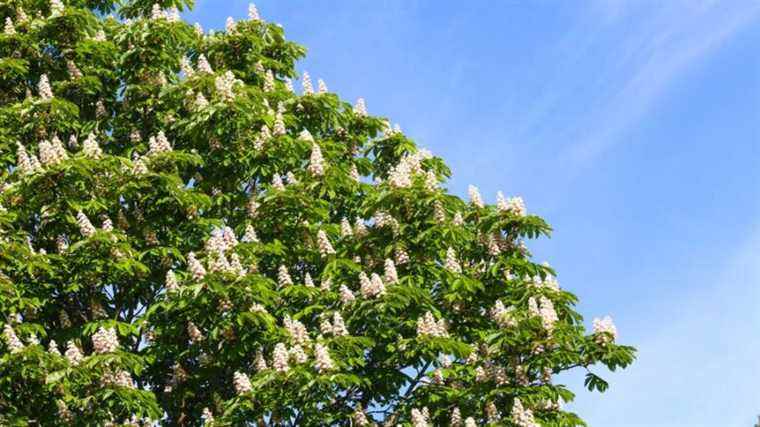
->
[451,407,462,426]
[453,211,463,225]
[271,174,285,190]
[92,327,119,354]
[314,343,334,372]
[592,315,617,344]
[3,324,23,353]
[317,78,328,94]
[263,69,275,92]
[538,296,559,331]
[249,3,261,21]
[354,98,367,116]
[353,406,370,426]
[416,311,448,338]
[180,56,194,77]
[82,133,102,158]
[193,22,204,36]
[395,248,410,265]
[464,418,476,427]
[197,54,213,74]
[67,60,82,79]
[308,143,325,176]
[272,342,290,372]
[302,71,314,94]
[233,371,252,394]
[411,408,430,427]
[490,300,517,328]
[468,185,484,208]
[384,259,398,284]
[50,0,65,17]
[444,247,462,273]
[331,312,349,336]
[148,131,172,156]
[94,29,106,41]
[187,322,204,343]
[215,71,239,101]
[65,341,84,365]
[512,398,539,427]
[278,265,293,286]
[241,224,259,243]
[273,109,287,136]
[339,285,355,304]
[48,340,60,355]
[359,272,385,298]
[290,344,308,364]
[255,349,268,371]
[340,218,353,237]
[4,17,15,35]
[353,217,367,237]
[317,230,335,256]
[77,211,96,237]
[225,16,236,33]
[38,74,53,100]
[304,272,315,287]
[151,4,164,20]
[165,270,179,292]
[284,316,311,346]
[187,252,206,280]
[39,137,68,166]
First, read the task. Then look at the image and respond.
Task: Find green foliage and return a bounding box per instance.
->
[0,1,635,426]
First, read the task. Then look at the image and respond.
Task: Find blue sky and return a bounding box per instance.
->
[186,1,760,425]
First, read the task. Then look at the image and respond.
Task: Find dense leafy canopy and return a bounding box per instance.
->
[0,1,635,425]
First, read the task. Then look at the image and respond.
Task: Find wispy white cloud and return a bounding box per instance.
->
[566,1,760,166]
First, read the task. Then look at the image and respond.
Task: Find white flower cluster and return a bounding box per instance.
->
[316,230,335,256]
[215,71,240,101]
[283,316,311,346]
[353,406,369,426]
[411,407,430,427]
[103,369,134,388]
[187,252,207,280]
[165,270,179,292]
[528,296,558,331]
[278,265,293,287]
[264,69,275,92]
[308,143,325,176]
[468,185,484,208]
[150,4,180,21]
[354,98,367,116]
[497,191,527,216]
[77,211,96,237]
[512,398,539,427]
[339,285,355,304]
[225,17,237,33]
[301,71,313,94]
[50,0,64,17]
[272,342,290,372]
[241,224,259,243]
[67,60,82,79]
[147,131,172,156]
[373,211,399,232]
[38,74,53,100]
[416,312,448,338]
[4,17,15,36]
[3,324,24,353]
[317,78,328,94]
[444,247,462,273]
[387,150,431,188]
[92,327,119,354]
[592,315,617,344]
[314,343,334,372]
[233,371,252,394]
[490,300,517,328]
[359,272,385,298]
[82,133,102,158]
[187,322,204,343]
[249,3,261,21]
[384,259,398,284]
[65,341,84,365]
[39,136,68,166]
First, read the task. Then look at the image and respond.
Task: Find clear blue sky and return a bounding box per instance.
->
[185,1,760,425]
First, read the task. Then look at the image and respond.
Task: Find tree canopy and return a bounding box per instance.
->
[0,1,635,425]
